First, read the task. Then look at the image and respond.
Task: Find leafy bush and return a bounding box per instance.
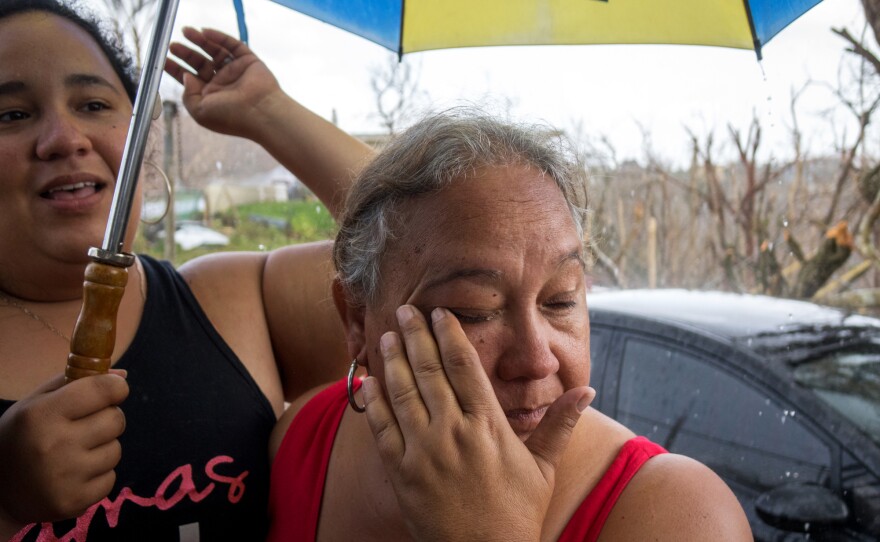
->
[134,199,336,266]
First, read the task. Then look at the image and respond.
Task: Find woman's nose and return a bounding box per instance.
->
[496,314,559,381]
[35,111,92,160]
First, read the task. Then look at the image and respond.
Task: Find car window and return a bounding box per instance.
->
[589,327,609,388]
[794,348,880,447]
[616,338,831,490]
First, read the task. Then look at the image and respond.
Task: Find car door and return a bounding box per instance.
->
[591,322,837,541]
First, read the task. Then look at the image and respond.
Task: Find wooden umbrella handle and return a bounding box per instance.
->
[65,262,129,382]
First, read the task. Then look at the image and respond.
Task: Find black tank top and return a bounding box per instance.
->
[1,255,276,541]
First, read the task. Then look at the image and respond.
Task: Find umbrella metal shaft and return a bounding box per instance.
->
[93,0,181,267]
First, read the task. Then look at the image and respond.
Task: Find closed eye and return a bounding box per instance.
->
[447,309,501,325]
[543,299,578,313]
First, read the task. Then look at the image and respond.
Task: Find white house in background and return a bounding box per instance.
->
[203,165,301,215]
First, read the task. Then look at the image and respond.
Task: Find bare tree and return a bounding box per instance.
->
[100,0,155,65]
[369,55,427,134]
[583,85,869,303]
[861,0,880,46]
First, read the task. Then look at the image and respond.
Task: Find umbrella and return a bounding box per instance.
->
[232,0,824,59]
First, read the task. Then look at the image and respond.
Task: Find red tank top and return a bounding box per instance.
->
[268,379,667,542]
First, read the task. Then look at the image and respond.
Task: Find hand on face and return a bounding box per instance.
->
[361,304,594,542]
[0,371,128,527]
[165,27,282,140]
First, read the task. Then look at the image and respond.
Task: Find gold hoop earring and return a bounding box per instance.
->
[140,160,172,226]
[347,358,366,413]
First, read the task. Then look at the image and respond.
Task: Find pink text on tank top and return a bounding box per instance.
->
[11,455,248,542]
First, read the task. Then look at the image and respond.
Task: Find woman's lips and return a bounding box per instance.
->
[43,181,100,200]
[39,176,108,211]
[505,405,550,435]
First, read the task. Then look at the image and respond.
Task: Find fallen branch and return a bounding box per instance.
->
[792,222,854,298]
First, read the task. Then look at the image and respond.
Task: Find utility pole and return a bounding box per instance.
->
[162,100,178,261]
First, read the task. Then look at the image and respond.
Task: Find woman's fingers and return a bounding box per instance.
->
[379,330,429,432]
[430,307,497,416]
[57,374,129,421]
[167,27,250,87]
[163,57,188,85]
[362,376,405,465]
[76,405,126,450]
[168,42,215,81]
[180,27,253,68]
[395,306,460,415]
[180,26,230,60]
[525,386,594,480]
[77,469,118,517]
[197,27,254,58]
[79,438,123,482]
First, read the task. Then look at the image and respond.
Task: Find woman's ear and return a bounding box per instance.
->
[332,278,368,361]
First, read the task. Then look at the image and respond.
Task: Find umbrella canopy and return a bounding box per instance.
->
[233,0,823,59]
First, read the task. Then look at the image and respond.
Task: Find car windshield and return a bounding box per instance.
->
[793,346,880,446]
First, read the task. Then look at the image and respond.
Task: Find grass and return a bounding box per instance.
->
[133,198,337,267]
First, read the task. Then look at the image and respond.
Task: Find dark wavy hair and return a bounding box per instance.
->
[0,0,138,102]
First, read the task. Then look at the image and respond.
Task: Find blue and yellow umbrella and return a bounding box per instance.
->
[233,0,824,59]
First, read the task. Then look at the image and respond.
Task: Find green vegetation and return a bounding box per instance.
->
[238,199,337,240]
[133,199,337,267]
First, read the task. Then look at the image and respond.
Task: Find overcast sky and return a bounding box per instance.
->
[89,0,872,166]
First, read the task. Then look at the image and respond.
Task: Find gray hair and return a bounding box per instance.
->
[333,110,589,306]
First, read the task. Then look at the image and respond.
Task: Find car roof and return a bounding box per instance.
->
[588,289,879,337]
[588,289,880,355]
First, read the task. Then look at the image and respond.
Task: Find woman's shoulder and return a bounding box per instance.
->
[598,448,752,540]
[176,251,270,330]
[565,408,637,465]
[269,381,339,461]
[176,240,332,290]
[177,251,267,293]
[553,411,750,540]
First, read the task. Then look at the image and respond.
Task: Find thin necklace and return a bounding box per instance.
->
[0,256,147,344]
[0,290,71,342]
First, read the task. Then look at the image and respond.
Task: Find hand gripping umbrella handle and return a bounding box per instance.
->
[64,0,179,382]
[65,263,129,382]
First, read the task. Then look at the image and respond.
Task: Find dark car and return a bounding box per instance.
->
[588,289,880,541]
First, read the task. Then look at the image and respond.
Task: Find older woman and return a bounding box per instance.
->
[268,112,752,541]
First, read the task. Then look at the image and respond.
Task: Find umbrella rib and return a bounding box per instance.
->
[233,0,249,45]
[397,0,405,60]
[740,0,762,60]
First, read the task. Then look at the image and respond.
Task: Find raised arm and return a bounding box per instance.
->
[165,27,374,217]
[166,28,372,403]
